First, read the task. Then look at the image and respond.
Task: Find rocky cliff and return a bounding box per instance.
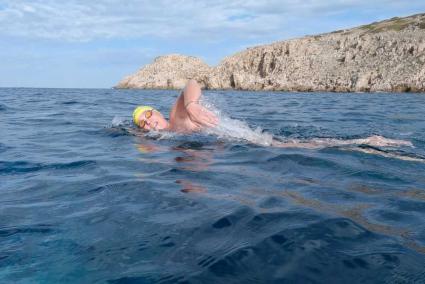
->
[116,13,425,92]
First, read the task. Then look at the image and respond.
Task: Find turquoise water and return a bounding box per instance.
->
[1,88,425,283]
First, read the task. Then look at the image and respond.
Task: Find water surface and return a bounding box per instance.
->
[1,88,425,283]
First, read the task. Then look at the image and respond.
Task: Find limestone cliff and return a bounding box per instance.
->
[117,54,211,90]
[116,13,425,92]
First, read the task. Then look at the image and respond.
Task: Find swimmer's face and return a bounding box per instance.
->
[137,110,168,131]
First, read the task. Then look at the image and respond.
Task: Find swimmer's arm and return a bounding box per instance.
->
[182,80,218,128]
[183,79,202,108]
[271,140,322,149]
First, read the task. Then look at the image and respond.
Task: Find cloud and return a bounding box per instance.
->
[1,0,424,42]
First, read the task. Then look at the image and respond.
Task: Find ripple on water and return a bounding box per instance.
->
[0,104,8,111]
[0,160,97,175]
[0,143,11,154]
[61,101,79,105]
[267,153,339,168]
[188,218,425,283]
[0,224,54,237]
[256,195,289,209]
[1,89,425,283]
[366,208,422,228]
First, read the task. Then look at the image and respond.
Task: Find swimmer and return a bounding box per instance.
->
[133,80,413,152]
[133,79,218,133]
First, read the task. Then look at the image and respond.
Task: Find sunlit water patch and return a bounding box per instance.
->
[1,88,425,283]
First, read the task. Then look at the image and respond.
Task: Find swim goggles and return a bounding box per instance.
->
[138,109,153,128]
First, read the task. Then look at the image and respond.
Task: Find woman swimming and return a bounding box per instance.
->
[133,80,218,133]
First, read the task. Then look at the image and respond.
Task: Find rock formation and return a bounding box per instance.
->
[116,13,425,92]
[116,54,211,89]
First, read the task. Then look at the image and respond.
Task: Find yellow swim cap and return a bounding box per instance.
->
[133,106,153,126]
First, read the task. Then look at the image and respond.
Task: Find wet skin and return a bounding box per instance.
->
[135,80,219,133]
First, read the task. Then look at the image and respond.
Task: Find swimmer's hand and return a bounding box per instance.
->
[186,102,219,128]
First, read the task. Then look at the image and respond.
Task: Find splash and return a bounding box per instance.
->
[206,116,273,146]
[201,98,273,146]
[200,99,419,163]
[111,116,130,127]
[201,101,413,150]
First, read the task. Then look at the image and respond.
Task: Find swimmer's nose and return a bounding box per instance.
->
[145,121,157,130]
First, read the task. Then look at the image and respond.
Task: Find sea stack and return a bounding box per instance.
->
[116,13,425,92]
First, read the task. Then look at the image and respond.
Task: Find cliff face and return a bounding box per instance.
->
[117,54,211,90]
[116,13,425,92]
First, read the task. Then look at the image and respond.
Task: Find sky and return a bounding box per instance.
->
[0,1,424,88]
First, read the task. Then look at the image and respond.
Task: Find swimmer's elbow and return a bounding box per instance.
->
[187,79,198,85]
[185,79,201,90]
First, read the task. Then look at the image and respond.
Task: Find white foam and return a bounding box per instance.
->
[346,147,425,163]
[201,100,273,146]
[307,135,413,148]
[111,116,128,127]
[200,100,413,150]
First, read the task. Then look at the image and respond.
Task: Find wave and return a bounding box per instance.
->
[0,224,54,237]
[61,100,79,105]
[0,143,11,154]
[344,146,425,163]
[0,160,96,174]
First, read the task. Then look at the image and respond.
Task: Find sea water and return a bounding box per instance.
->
[1,88,425,283]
